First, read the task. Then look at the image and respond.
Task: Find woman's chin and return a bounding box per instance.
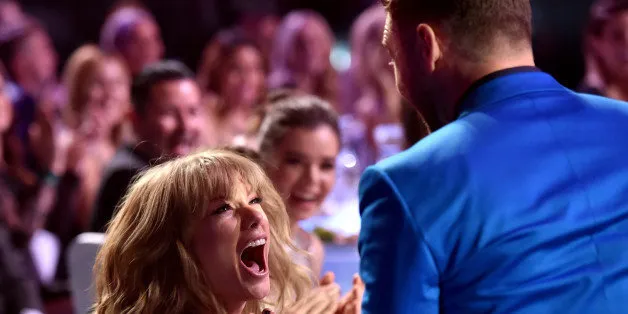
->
[246,278,271,300]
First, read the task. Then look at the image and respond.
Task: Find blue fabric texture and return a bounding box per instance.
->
[358,70,628,314]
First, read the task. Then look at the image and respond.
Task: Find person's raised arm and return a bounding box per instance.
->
[358,167,440,314]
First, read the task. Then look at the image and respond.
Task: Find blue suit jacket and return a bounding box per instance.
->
[358,68,628,314]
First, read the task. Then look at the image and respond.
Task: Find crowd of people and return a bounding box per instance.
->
[1,0,628,313]
[0,0,413,313]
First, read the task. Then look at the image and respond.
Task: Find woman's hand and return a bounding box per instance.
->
[336,274,365,314]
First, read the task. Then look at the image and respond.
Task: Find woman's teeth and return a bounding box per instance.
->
[245,238,266,249]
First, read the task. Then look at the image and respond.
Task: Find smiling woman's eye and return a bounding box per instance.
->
[212,203,232,215]
[249,197,263,205]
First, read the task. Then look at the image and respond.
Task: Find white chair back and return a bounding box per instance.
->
[67,233,105,314]
[29,229,61,286]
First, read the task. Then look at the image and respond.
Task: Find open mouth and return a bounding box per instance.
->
[240,238,268,276]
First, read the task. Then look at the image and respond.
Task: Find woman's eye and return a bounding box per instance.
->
[285,158,301,165]
[212,204,232,215]
[249,197,263,205]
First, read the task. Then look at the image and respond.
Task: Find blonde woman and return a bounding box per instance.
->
[62,44,131,231]
[93,150,360,314]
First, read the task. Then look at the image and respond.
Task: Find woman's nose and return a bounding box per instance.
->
[241,206,264,230]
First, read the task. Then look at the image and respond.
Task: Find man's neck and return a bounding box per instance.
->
[448,51,536,122]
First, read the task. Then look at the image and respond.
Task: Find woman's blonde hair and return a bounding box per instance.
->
[93,150,312,314]
[62,44,130,141]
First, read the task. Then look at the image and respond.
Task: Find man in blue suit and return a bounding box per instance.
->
[358,0,628,313]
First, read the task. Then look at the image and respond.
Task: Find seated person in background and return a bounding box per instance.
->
[268,11,339,106]
[258,95,341,279]
[0,68,43,314]
[90,60,206,232]
[93,150,362,314]
[99,4,164,77]
[197,29,266,147]
[0,16,60,145]
[580,0,628,99]
[62,44,131,232]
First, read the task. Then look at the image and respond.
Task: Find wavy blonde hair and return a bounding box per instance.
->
[93,150,312,314]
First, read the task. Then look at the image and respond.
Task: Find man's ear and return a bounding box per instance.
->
[416,23,442,72]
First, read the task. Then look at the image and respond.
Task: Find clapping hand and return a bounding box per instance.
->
[335,274,364,314]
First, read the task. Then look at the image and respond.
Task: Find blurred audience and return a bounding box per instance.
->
[0,0,24,30]
[100,5,164,77]
[0,17,59,143]
[0,69,45,314]
[268,10,338,107]
[346,5,399,124]
[62,45,131,231]
[90,60,205,232]
[197,29,266,147]
[234,1,280,68]
[258,95,341,278]
[580,0,628,100]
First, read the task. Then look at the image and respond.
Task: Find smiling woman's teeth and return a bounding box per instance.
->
[245,239,266,249]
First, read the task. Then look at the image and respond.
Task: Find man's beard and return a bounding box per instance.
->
[403,78,444,132]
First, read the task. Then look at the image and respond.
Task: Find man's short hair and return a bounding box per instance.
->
[131,60,195,115]
[382,0,532,60]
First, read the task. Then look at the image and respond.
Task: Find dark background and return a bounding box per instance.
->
[19,0,595,89]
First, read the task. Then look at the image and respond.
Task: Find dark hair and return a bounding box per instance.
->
[382,0,532,60]
[223,145,263,165]
[258,95,340,156]
[131,60,195,114]
[588,0,628,36]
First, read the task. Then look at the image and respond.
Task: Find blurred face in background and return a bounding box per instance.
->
[122,18,164,75]
[0,1,24,27]
[593,10,628,83]
[79,57,130,139]
[219,45,265,108]
[99,57,131,127]
[241,14,280,60]
[135,78,204,157]
[14,28,58,85]
[266,125,339,223]
[288,19,332,77]
[364,27,392,77]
